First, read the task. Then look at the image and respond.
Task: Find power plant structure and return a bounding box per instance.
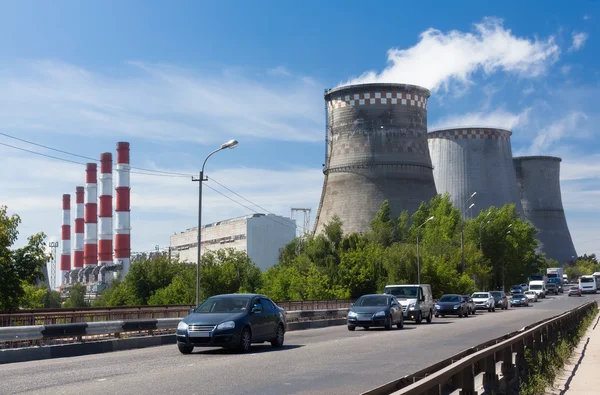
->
[427,127,525,219]
[513,156,577,264]
[313,83,438,234]
[57,142,131,293]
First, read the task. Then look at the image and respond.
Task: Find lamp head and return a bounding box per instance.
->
[221,139,239,149]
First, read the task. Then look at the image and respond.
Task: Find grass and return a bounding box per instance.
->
[519,303,599,395]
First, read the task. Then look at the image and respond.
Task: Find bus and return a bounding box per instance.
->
[592,272,600,290]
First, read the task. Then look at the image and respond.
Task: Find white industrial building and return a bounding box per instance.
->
[170,213,296,271]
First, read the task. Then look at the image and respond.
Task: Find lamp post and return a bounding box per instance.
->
[192,139,238,306]
[416,216,435,284]
[502,224,513,291]
[461,202,476,273]
[479,211,492,251]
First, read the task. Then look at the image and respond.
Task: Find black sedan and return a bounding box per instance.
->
[490,291,509,310]
[434,294,469,318]
[347,294,404,331]
[176,293,286,354]
[509,293,529,307]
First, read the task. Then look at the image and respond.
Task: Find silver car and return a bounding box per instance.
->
[524,290,538,303]
[471,292,496,312]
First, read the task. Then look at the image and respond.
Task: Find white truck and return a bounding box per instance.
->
[529,280,547,298]
[579,275,597,294]
[547,267,564,281]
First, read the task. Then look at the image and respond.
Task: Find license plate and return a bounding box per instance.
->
[189,332,211,338]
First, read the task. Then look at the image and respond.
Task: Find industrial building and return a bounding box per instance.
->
[314,83,438,235]
[428,127,525,219]
[514,156,577,264]
[170,213,296,271]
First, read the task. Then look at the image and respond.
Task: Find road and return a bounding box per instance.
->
[1,292,598,395]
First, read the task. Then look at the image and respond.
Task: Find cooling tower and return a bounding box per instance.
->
[513,156,577,264]
[428,128,525,219]
[314,83,438,235]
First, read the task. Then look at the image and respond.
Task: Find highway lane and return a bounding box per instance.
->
[1,292,598,395]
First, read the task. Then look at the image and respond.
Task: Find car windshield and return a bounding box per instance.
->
[530,285,542,290]
[354,295,390,306]
[570,287,579,290]
[511,287,521,290]
[194,296,250,313]
[384,286,419,298]
[472,293,489,298]
[513,294,524,298]
[525,291,535,294]
[580,277,594,283]
[490,292,501,297]
[439,295,461,302]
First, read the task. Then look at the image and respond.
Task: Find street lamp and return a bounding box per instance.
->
[466,192,477,220]
[416,216,435,284]
[502,225,513,291]
[461,202,476,273]
[479,211,492,251]
[193,139,239,306]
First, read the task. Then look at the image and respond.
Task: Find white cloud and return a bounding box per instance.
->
[0,61,324,144]
[268,66,292,76]
[522,87,535,95]
[343,17,560,93]
[430,108,531,131]
[560,65,572,75]
[526,112,588,154]
[569,32,589,52]
[0,146,324,253]
[583,15,591,21]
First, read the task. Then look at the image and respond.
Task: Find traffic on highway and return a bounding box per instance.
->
[2,290,597,395]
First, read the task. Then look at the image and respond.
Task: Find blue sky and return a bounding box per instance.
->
[1,0,599,263]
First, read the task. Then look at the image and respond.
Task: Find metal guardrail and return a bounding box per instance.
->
[362,300,598,395]
[0,299,354,327]
[0,308,349,350]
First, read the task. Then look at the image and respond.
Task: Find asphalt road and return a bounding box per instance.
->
[1,292,598,395]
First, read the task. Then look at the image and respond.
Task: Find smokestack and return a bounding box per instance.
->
[98,153,113,268]
[115,142,131,279]
[60,194,71,286]
[73,186,84,270]
[84,163,98,276]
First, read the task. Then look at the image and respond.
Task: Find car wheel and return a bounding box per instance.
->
[471,308,476,315]
[488,307,492,312]
[363,327,370,330]
[397,316,404,329]
[458,311,463,318]
[271,324,285,348]
[492,307,496,312]
[347,325,356,331]
[426,310,433,323]
[238,327,252,353]
[415,311,423,324]
[435,314,439,318]
[178,344,194,354]
[384,315,393,330]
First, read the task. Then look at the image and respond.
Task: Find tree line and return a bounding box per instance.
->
[2,197,599,311]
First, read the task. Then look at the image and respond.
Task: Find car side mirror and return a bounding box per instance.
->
[420,296,425,302]
[350,303,354,307]
[189,308,195,314]
[251,306,262,314]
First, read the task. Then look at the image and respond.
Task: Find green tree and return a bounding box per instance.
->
[148,264,196,305]
[63,283,89,308]
[0,206,49,312]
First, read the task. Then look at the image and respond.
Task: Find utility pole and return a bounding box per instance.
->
[291,208,312,237]
[49,241,59,290]
[461,200,476,273]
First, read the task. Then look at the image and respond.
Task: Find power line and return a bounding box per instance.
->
[203,183,304,233]
[0,131,193,177]
[0,141,185,178]
[1,133,309,233]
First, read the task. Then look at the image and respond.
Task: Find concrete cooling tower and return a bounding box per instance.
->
[427,127,525,219]
[513,156,577,264]
[313,83,438,235]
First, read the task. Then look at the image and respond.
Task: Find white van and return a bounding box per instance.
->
[383,284,434,324]
[579,275,597,294]
[529,280,547,298]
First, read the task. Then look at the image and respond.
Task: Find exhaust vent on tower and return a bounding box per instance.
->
[428,127,525,219]
[513,156,577,264]
[313,83,438,235]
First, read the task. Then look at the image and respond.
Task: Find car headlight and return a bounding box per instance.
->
[453,304,461,309]
[348,311,358,318]
[177,321,189,331]
[374,311,386,317]
[408,303,415,311]
[434,304,440,310]
[216,321,235,330]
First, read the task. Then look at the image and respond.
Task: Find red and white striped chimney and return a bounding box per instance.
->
[84,163,98,272]
[73,186,85,270]
[98,153,113,266]
[60,194,71,286]
[115,142,131,278]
